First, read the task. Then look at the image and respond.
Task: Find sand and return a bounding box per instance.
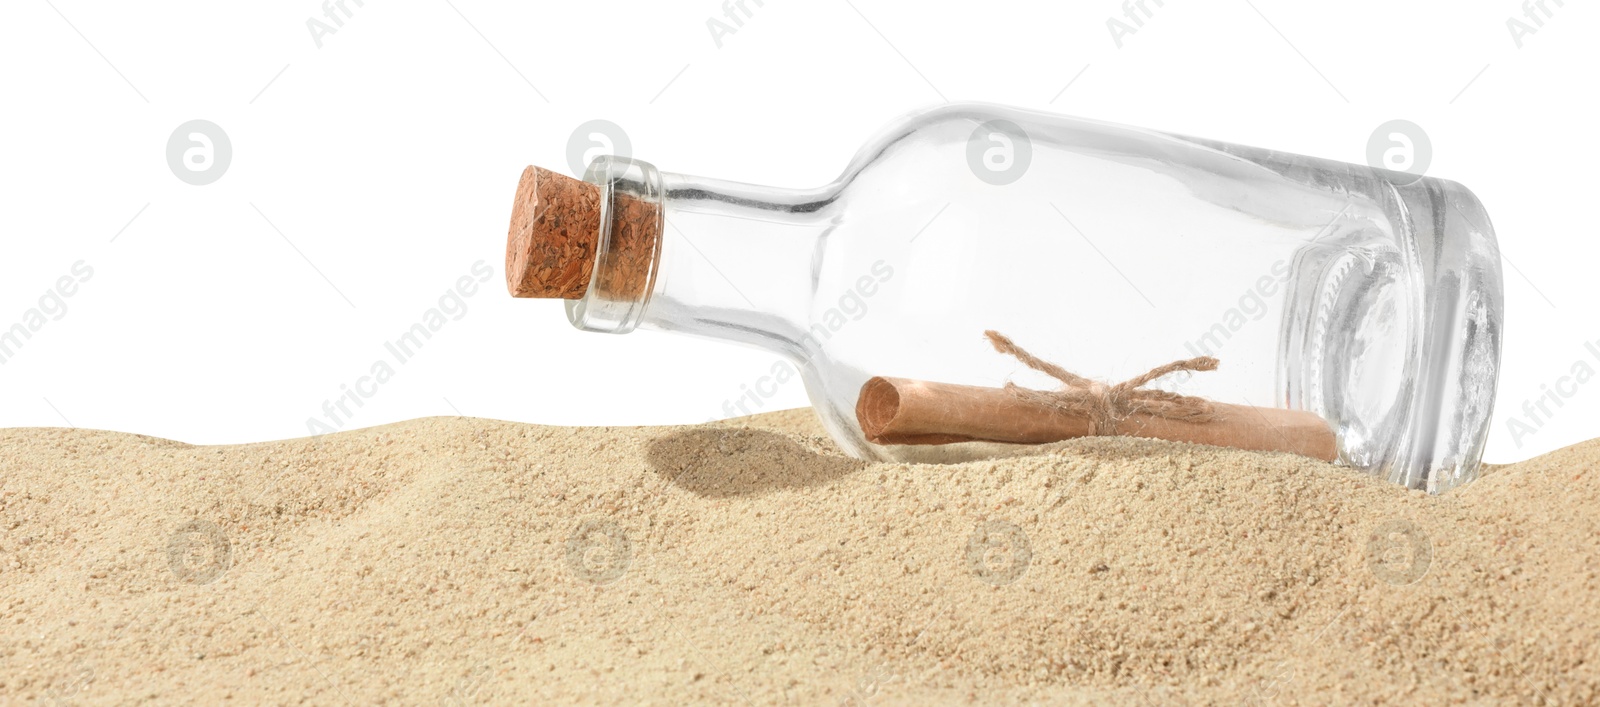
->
[1,409,1596,705]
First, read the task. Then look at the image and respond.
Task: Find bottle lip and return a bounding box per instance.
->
[565,156,665,334]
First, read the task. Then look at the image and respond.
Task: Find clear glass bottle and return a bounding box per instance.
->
[535,103,1502,493]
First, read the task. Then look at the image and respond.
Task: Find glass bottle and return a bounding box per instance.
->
[510,103,1503,494]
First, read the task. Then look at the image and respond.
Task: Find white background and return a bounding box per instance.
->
[0,0,1594,464]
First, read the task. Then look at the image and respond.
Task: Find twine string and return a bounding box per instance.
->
[984,330,1220,436]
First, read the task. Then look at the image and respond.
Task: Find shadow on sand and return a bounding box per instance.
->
[644,427,867,498]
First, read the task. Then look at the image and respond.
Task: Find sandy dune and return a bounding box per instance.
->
[1,409,1596,704]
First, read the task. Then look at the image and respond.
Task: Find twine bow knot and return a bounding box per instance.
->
[984,330,1220,436]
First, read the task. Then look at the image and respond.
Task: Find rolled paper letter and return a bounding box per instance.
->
[856,376,1338,461]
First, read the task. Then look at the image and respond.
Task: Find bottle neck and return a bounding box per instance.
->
[568,157,841,359]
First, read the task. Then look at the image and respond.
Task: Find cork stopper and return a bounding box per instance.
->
[506,166,603,299]
[505,164,663,307]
